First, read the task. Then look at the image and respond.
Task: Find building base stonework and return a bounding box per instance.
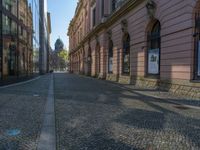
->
[118,75,131,84]
[98,73,106,80]
[131,77,200,99]
[106,74,118,82]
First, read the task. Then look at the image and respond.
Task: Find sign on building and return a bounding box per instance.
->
[108,57,113,73]
[148,48,159,74]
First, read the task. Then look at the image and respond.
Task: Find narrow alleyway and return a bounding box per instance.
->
[0,73,199,150]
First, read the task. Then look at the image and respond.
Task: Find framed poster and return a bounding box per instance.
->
[108,57,113,73]
[198,41,200,76]
[123,54,130,73]
[148,49,160,74]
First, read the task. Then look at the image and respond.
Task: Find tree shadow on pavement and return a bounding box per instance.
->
[114,88,200,148]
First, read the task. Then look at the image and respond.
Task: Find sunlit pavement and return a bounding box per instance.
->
[0,73,200,150]
[55,73,200,150]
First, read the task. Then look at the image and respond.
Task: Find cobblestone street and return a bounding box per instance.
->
[54,73,200,150]
[0,75,50,150]
[0,73,199,150]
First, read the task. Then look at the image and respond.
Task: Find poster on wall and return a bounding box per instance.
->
[198,41,200,76]
[148,49,160,74]
[123,54,130,73]
[108,57,113,72]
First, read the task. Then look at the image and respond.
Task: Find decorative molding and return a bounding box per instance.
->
[69,0,145,54]
[146,0,157,19]
[90,0,96,7]
[107,30,112,40]
[121,19,128,33]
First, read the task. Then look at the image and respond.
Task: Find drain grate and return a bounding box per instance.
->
[174,105,190,110]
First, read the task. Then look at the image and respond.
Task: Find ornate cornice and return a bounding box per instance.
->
[70,0,146,54]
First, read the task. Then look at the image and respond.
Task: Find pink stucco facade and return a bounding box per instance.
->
[68,0,200,98]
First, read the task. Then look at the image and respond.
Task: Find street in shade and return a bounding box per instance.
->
[0,0,200,149]
[0,73,199,150]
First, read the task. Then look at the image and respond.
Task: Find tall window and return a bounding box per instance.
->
[122,34,130,74]
[194,12,200,79]
[147,21,161,75]
[108,40,113,73]
[96,43,101,74]
[112,0,127,12]
[101,0,104,17]
[92,7,96,27]
[112,0,117,12]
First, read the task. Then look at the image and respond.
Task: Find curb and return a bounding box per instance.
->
[0,76,41,89]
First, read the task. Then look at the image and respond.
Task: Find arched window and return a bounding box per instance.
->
[108,40,113,73]
[194,11,200,79]
[122,34,130,74]
[147,21,161,75]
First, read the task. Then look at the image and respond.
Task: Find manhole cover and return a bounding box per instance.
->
[174,105,190,110]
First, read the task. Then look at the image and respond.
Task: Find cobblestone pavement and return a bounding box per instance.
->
[54,73,200,150]
[0,75,51,150]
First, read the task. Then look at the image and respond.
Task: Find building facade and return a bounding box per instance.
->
[0,0,33,80]
[39,0,51,74]
[68,0,200,98]
[28,0,40,73]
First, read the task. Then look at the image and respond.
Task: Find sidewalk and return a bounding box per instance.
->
[0,73,39,87]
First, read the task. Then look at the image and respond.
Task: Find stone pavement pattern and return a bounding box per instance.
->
[0,75,50,150]
[0,73,199,150]
[54,73,200,150]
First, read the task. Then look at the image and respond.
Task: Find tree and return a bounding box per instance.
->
[57,50,69,70]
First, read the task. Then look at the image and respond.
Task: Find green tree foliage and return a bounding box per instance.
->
[58,50,68,61]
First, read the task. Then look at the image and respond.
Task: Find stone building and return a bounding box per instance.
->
[68,0,200,98]
[0,0,33,79]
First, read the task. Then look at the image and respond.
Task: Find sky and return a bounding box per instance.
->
[48,0,78,50]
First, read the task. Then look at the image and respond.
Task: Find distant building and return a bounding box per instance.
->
[68,0,200,98]
[0,0,33,79]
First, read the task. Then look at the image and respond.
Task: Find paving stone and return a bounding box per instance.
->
[0,75,50,150]
[54,73,200,150]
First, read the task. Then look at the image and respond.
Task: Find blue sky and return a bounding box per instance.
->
[48,0,78,50]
